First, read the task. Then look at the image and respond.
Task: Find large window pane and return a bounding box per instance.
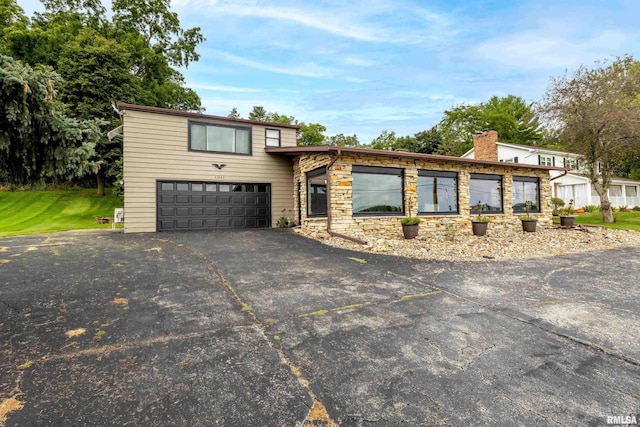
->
[207,126,234,152]
[512,177,539,213]
[235,129,251,153]
[190,124,206,150]
[189,122,252,154]
[353,167,403,215]
[417,171,458,214]
[307,168,327,216]
[469,173,503,213]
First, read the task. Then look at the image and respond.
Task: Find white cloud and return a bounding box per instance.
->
[208,50,335,78]
[189,83,264,93]
[224,5,383,42]
[473,30,627,71]
[185,0,454,45]
[344,56,376,67]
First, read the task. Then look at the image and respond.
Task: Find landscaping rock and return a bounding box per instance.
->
[295,224,640,262]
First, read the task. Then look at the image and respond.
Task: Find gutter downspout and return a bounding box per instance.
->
[550,170,569,181]
[324,149,367,245]
[549,170,569,201]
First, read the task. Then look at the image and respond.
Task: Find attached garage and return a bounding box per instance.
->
[119,103,299,233]
[157,181,271,231]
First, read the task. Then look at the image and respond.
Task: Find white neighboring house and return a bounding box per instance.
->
[462,130,640,208]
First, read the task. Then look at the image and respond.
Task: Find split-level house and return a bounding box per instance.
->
[462,131,640,208]
[119,104,565,234]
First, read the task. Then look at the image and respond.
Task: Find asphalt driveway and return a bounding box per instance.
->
[1,229,639,426]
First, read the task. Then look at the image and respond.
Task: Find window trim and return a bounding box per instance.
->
[538,155,554,166]
[306,167,328,218]
[265,128,281,147]
[469,173,504,214]
[188,120,253,156]
[512,176,540,213]
[417,170,459,215]
[352,165,404,216]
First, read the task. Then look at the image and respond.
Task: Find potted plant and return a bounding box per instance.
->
[559,199,575,227]
[520,200,537,232]
[471,201,490,236]
[551,197,565,216]
[400,217,421,239]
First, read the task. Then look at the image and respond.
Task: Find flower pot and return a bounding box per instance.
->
[560,216,575,227]
[402,224,419,239]
[521,219,537,232]
[471,221,488,236]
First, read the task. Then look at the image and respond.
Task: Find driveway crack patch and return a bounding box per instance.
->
[396,265,640,368]
[175,242,337,427]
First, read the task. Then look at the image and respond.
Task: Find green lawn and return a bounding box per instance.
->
[553,211,640,231]
[0,188,123,237]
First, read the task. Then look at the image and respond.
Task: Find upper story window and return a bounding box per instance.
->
[189,122,252,155]
[500,157,518,163]
[564,158,577,170]
[417,170,458,214]
[352,166,403,215]
[265,129,281,147]
[512,176,540,213]
[538,155,554,166]
[469,173,503,214]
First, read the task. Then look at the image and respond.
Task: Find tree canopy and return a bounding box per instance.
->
[0,54,102,185]
[437,95,543,156]
[538,56,640,222]
[0,0,203,192]
[368,127,441,153]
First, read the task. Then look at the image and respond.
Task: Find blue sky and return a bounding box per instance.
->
[20,0,640,143]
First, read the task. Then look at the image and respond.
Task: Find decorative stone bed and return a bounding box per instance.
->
[295,224,640,262]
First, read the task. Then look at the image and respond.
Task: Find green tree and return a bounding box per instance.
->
[368,127,441,153]
[112,0,203,69]
[1,0,205,194]
[57,29,141,195]
[297,123,327,146]
[413,127,442,154]
[227,107,240,118]
[539,56,640,222]
[0,0,27,30]
[327,133,359,147]
[437,95,543,156]
[369,130,398,150]
[248,105,268,121]
[0,54,101,185]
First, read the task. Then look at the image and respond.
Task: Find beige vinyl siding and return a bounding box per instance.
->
[122,110,295,233]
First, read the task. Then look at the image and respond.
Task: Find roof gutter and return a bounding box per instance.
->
[324,149,367,245]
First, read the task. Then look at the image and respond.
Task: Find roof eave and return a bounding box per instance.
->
[116,102,302,130]
[265,146,566,171]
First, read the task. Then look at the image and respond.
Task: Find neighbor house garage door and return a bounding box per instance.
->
[157,181,270,231]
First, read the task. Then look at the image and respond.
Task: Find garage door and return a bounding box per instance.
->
[157,181,270,231]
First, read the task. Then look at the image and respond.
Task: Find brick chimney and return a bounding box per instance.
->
[473,130,498,161]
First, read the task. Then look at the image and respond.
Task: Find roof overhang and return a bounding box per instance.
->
[116,102,302,130]
[266,145,567,171]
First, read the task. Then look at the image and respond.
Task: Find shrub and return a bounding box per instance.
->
[582,205,600,213]
[632,206,640,211]
[551,197,565,215]
[401,217,421,225]
[276,216,295,228]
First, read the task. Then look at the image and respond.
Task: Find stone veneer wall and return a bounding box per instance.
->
[293,152,552,236]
